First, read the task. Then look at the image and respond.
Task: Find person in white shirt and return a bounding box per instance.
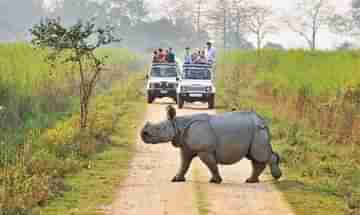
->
[206,41,216,64]
[184,47,192,64]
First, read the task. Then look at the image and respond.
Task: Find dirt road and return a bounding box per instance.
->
[108,100,295,215]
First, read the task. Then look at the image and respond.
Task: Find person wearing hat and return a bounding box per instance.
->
[206,41,216,64]
[184,47,192,64]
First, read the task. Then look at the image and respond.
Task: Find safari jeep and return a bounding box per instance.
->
[177,64,215,109]
[146,63,179,104]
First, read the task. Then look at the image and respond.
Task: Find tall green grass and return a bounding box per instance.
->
[217,49,360,214]
[221,49,360,96]
[0,43,72,127]
[0,42,143,214]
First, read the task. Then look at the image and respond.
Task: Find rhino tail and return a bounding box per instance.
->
[269,151,282,180]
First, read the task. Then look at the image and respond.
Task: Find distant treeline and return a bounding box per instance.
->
[0,0,207,52]
[0,0,258,52]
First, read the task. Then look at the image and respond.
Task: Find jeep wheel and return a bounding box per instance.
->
[147,94,155,104]
[208,96,215,109]
[178,95,184,109]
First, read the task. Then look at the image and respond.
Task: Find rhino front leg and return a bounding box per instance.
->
[246,160,266,183]
[198,152,222,184]
[172,148,195,182]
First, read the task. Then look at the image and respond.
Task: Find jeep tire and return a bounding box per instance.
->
[208,95,215,109]
[147,93,155,104]
[177,95,184,109]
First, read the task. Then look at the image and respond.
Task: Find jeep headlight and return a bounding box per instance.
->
[149,83,156,89]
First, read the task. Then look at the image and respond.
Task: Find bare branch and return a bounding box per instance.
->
[285,0,334,50]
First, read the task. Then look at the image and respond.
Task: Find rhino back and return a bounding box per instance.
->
[209,112,254,165]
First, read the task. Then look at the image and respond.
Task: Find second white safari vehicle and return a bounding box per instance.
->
[176,64,215,109]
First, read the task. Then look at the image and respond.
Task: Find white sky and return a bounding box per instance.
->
[246,0,353,49]
[147,0,355,49]
[45,0,356,49]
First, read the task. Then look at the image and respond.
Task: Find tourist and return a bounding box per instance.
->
[206,41,216,64]
[184,47,192,64]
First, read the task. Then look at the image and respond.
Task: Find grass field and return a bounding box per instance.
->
[0,43,144,214]
[221,49,360,95]
[217,49,360,215]
[39,75,146,215]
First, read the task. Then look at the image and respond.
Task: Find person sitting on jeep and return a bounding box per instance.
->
[191,49,199,62]
[206,41,216,64]
[167,47,176,63]
[158,48,166,63]
[184,47,192,64]
[194,50,208,64]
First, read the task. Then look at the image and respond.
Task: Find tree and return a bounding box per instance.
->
[229,0,249,48]
[264,42,284,50]
[243,5,277,49]
[50,0,111,26]
[336,41,356,50]
[158,0,209,48]
[125,0,149,25]
[30,18,119,130]
[208,0,232,49]
[329,0,360,38]
[285,0,334,50]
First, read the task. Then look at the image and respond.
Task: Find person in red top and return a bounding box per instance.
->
[158,48,166,62]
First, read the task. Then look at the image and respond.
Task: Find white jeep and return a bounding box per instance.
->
[146,63,179,104]
[177,64,215,109]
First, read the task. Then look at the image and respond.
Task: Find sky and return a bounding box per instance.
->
[45,0,355,49]
[146,0,355,49]
[247,0,354,49]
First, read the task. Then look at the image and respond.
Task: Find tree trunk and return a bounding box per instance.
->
[257,33,261,49]
[78,60,88,131]
[312,30,316,50]
[196,0,202,41]
[223,7,227,49]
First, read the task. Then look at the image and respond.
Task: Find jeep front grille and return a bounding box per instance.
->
[187,86,206,91]
[152,82,176,89]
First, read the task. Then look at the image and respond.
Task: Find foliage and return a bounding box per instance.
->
[39,75,145,215]
[30,17,120,129]
[0,43,142,214]
[221,49,360,96]
[216,49,360,215]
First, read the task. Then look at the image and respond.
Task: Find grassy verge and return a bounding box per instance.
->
[218,94,359,215]
[216,55,360,215]
[0,43,145,214]
[193,168,209,215]
[38,77,146,215]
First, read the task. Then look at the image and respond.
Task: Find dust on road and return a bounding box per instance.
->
[108,99,295,215]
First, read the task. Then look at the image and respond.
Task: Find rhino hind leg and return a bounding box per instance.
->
[198,152,222,184]
[269,152,282,180]
[246,160,266,183]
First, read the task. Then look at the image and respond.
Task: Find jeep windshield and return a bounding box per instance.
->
[182,69,211,80]
[151,67,177,78]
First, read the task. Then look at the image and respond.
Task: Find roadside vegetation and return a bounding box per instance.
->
[0,42,143,214]
[193,168,210,215]
[217,49,360,215]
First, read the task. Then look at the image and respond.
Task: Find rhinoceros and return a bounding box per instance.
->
[140,105,282,184]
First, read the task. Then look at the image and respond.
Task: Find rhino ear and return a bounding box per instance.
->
[166,105,176,120]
